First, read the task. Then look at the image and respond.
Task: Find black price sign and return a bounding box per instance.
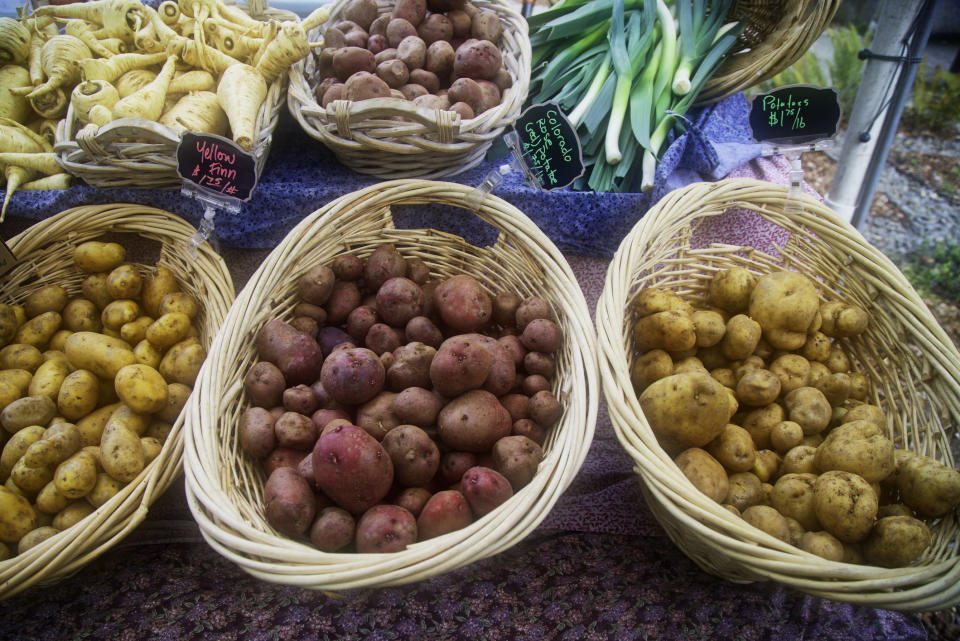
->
[176,132,258,202]
[749,85,841,145]
[512,102,584,190]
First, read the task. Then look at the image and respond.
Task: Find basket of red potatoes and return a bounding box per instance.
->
[287,0,530,178]
[596,178,960,611]
[183,179,597,589]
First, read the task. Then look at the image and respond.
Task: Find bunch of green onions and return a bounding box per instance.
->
[527,0,743,193]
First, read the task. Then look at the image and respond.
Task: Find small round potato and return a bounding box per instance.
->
[105,264,143,300]
[800,531,845,561]
[74,241,125,274]
[57,369,100,421]
[674,448,729,503]
[708,267,756,313]
[114,364,169,415]
[862,515,931,567]
[706,424,756,473]
[813,470,878,543]
[639,372,734,453]
[742,505,792,542]
[770,472,821,531]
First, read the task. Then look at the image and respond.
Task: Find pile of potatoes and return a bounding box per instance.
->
[238,243,564,553]
[312,0,512,121]
[631,267,960,568]
[0,242,205,558]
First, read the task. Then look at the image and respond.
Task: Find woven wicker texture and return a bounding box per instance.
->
[0,204,235,599]
[698,0,842,104]
[595,178,960,611]
[287,0,531,179]
[183,179,598,590]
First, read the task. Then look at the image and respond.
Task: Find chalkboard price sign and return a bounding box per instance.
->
[176,132,258,202]
[512,102,584,190]
[749,85,841,145]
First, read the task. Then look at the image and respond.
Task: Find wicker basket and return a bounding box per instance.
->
[287,0,531,179]
[183,179,598,590]
[595,178,960,611]
[0,204,235,599]
[52,1,293,190]
[698,0,842,104]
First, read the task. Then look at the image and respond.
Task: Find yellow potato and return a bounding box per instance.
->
[105,263,143,300]
[62,298,102,333]
[105,404,151,437]
[21,422,82,468]
[17,525,60,554]
[0,304,20,347]
[639,372,734,453]
[674,447,729,503]
[630,349,673,392]
[691,310,726,348]
[10,456,53,496]
[47,330,73,352]
[85,472,125,508]
[158,292,199,319]
[100,419,145,483]
[114,364,168,414]
[0,368,32,396]
[814,470,878,543]
[144,420,173,443]
[52,500,94,530]
[1,395,58,434]
[0,380,19,415]
[0,343,44,371]
[820,300,869,339]
[80,273,113,310]
[145,312,192,349]
[0,424,46,483]
[156,382,192,424]
[140,436,163,464]
[53,449,98,499]
[57,369,101,421]
[35,479,70,514]
[28,357,72,401]
[708,267,756,313]
[63,332,136,380]
[140,265,181,318]
[132,339,163,369]
[632,287,694,317]
[158,338,206,386]
[0,486,38,542]
[75,402,121,447]
[633,310,696,353]
[706,423,756,473]
[119,316,155,346]
[749,271,820,351]
[23,285,69,318]
[74,241,126,273]
[100,299,141,332]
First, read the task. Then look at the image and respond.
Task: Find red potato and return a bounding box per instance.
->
[471,10,501,43]
[391,0,427,26]
[289,316,319,338]
[344,28,371,49]
[243,360,286,408]
[310,506,356,552]
[321,83,346,107]
[397,35,427,71]
[382,424,440,487]
[375,59,409,88]
[418,13,453,44]
[417,489,472,539]
[312,424,394,514]
[493,291,521,328]
[256,320,325,386]
[394,486,432,518]
[447,9,472,38]
[343,0,378,30]
[386,18,418,48]
[433,274,492,333]
[528,390,562,428]
[405,316,443,348]
[264,467,316,536]
[297,453,320,491]
[310,407,352,433]
[499,393,529,422]
[320,346,386,406]
[317,326,355,358]
[447,77,482,114]
[521,374,550,396]
[521,318,562,354]
[283,384,320,416]
[408,68,440,93]
[523,351,555,378]
[466,333,516,397]
[498,335,527,365]
[438,451,477,486]
[345,71,393,101]
[453,39,501,81]
[515,296,552,329]
[429,334,492,398]
[399,82,429,101]
[355,504,418,553]
[298,264,336,306]
[376,277,425,326]
[392,386,443,427]
[364,244,408,291]
[512,418,546,446]
[331,254,364,281]
[275,411,317,450]
[437,389,512,453]
[367,33,388,55]
[346,305,379,343]
[427,0,465,11]
[492,435,543,490]
[355,391,400,440]
[364,323,404,356]
[264,448,308,476]
[461,466,513,516]
[238,407,276,458]
[332,46,376,81]
[369,14,391,37]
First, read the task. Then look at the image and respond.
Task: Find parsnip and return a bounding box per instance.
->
[169,69,215,94]
[78,51,168,83]
[112,55,178,120]
[216,63,265,151]
[71,80,120,125]
[33,0,147,43]
[254,21,308,84]
[159,90,227,135]
[0,65,32,123]
[21,173,72,191]
[0,17,31,66]
[0,118,50,220]
[28,88,69,120]
[18,35,91,100]
[64,20,117,59]
[158,1,181,25]
[115,69,158,98]
[203,20,261,62]
[0,152,61,176]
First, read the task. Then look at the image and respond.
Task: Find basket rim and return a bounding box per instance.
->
[182,178,599,590]
[595,177,960,611]
[0,203,235,600]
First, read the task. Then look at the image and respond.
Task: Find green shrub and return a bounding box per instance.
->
[901,242,960,302]
[901,63,960,135]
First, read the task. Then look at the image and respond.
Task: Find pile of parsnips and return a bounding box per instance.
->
[0,0,329,218]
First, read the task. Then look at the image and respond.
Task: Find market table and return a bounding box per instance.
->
[0,97,932,640]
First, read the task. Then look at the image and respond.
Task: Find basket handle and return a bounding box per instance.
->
[326,98,462,143]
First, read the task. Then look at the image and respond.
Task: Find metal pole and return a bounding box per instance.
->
[824,0,935,224]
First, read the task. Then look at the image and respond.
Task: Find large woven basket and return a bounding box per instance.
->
[183,179,598,590]
[53,0,293,190]
[287,0,531,179]
[0,204,234,598]
[595,178,960,611]
[698,0,842,104]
